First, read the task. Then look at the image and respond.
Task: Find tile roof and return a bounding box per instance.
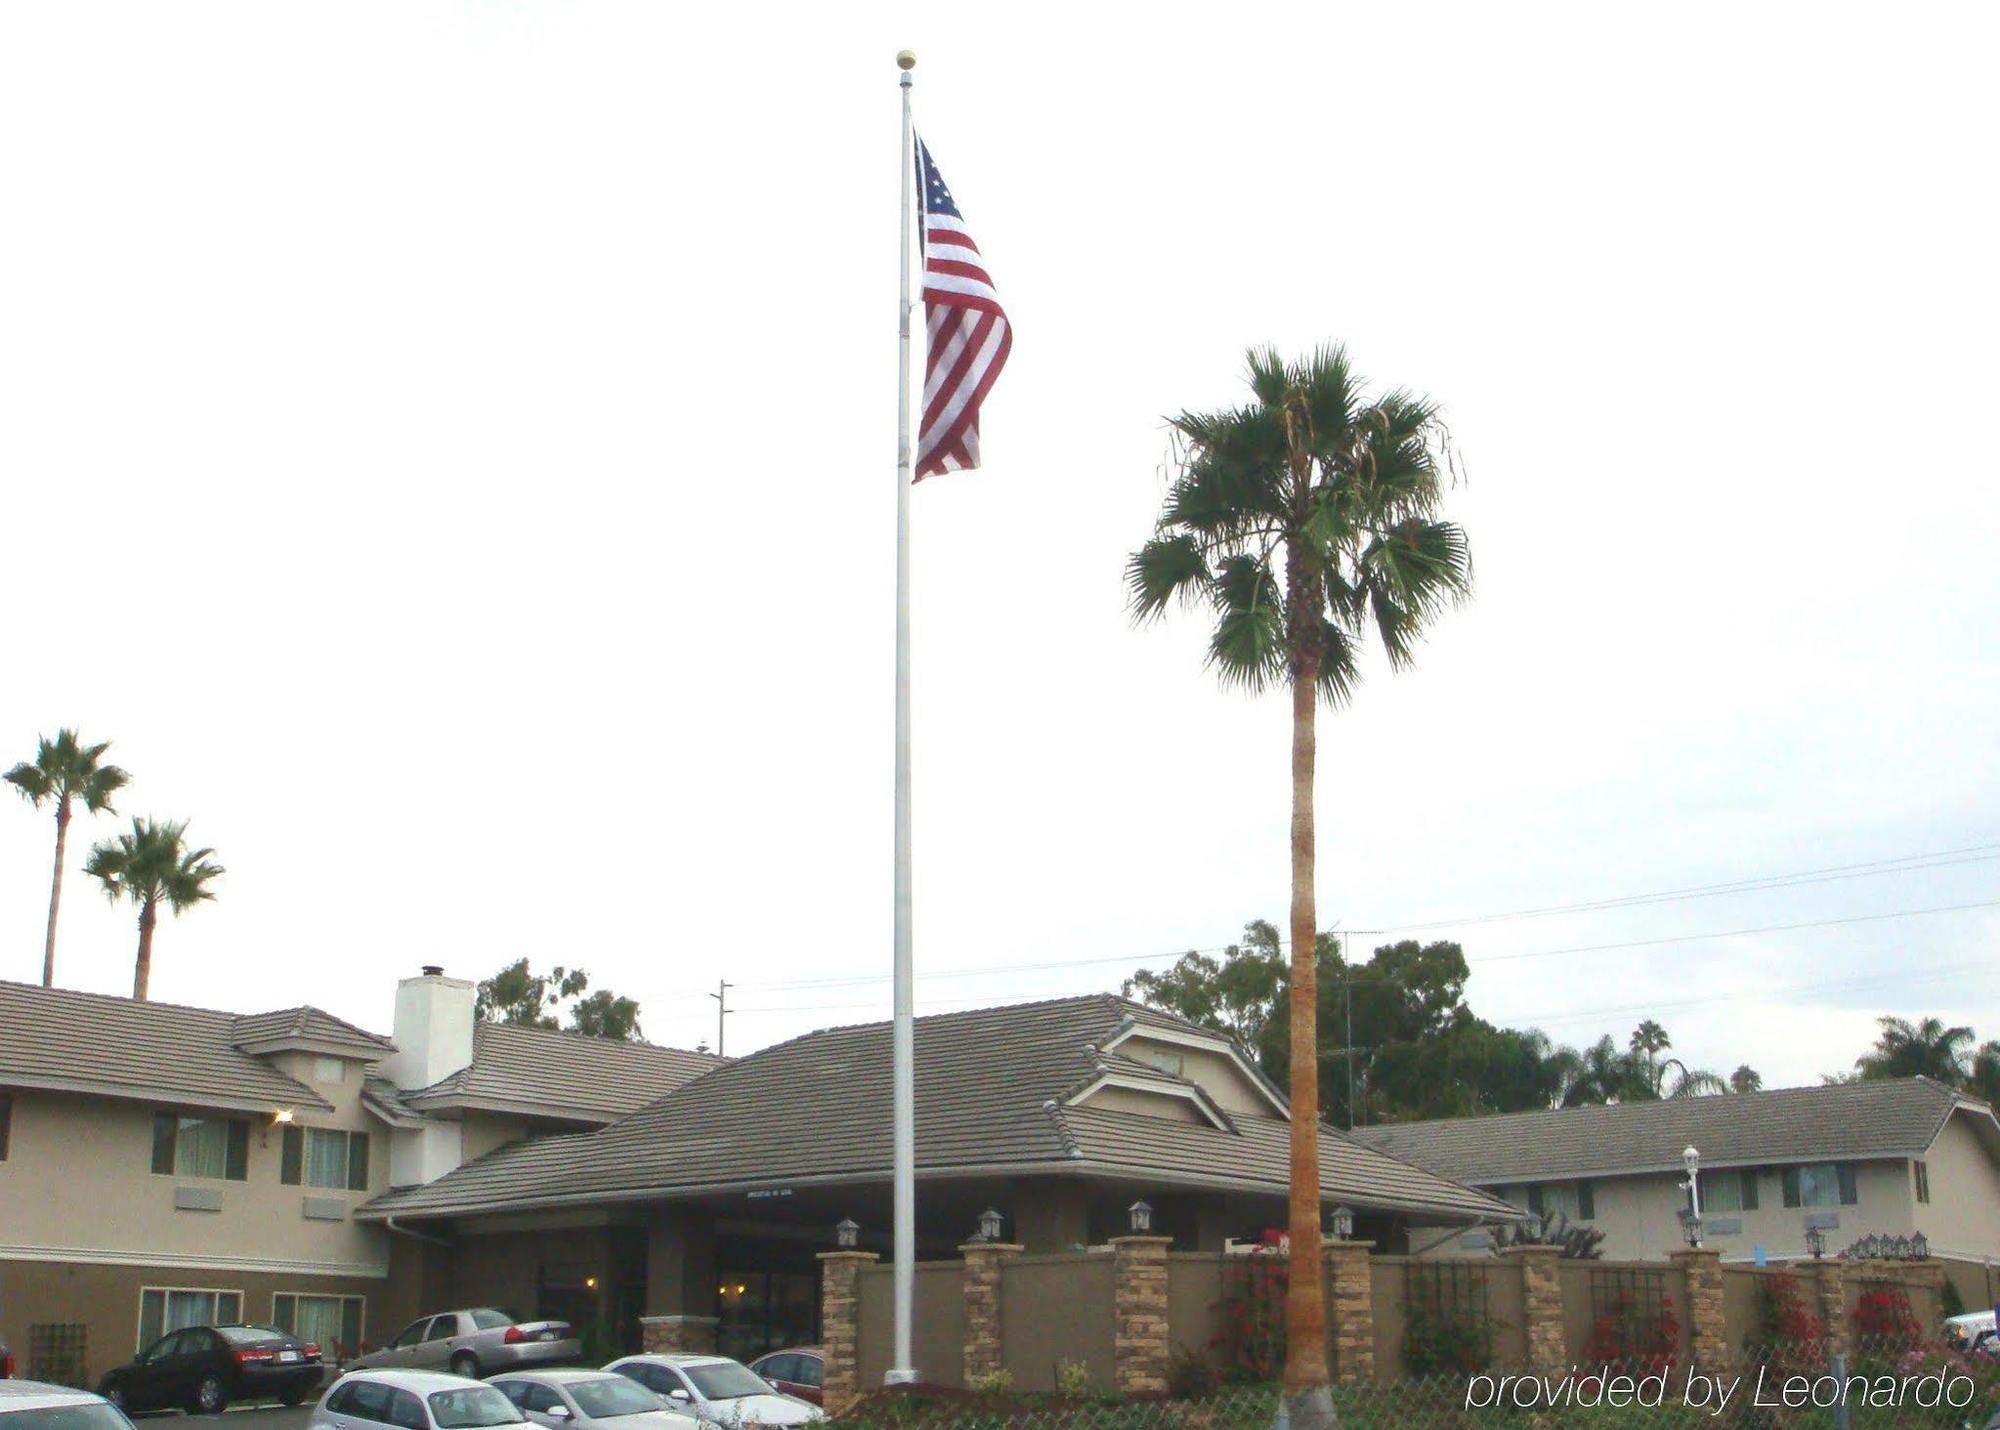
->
[401,1021,727,1123]
[230,1005,398,1058]
[360,995,1513,1223]
[1350,1078,1988,1184]
[0,979,333,1114]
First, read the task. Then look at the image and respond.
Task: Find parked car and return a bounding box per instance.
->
[352,1311,579,1378]
[1948,1309,1997,1352]
[490,1370,700,1430]
[604,1356,821,1427]
[1,1378,139,1430]
[99,1324,324,1415]
[743,1352,821,1408]
[312,1370,532,1430]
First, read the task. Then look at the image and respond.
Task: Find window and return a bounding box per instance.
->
[1703,1169,1760,1213]
[1131,1047,1185,1077]
[1914,1160,1931,1203]
[518,1385,564,1415]
[279,1126,369,1191]
[137,1288,243,1349]
[390,1319,430,1350]
[273,1293,364,1357]
[426,1387,524,1430]
[1527,1180,1595,1220]
[0,1092,11,1160]
[423,1315,460,1343]
[150,1113,248,1181]
[467,1309,514,1331]
[569,1379,668,1420]
[1,1403,134,1430]
[1782,1163,1857,1208]
[313,1057,347,1084]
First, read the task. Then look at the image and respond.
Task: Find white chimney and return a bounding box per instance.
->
[381,967,476,1091]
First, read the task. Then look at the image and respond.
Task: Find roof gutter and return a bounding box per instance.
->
[385,1215,452,1249]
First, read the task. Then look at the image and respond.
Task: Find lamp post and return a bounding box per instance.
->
[1804,1224,1825,1260]
[1681,1146,1703,1248]
[1330,1205,1356,1241]
[836,1218,860,1250]
[1127,1201,1153,1235]
[976,1207,1003,1243]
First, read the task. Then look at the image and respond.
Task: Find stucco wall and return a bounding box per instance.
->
[1491,1160,1918,1261]
[1913,1113,2000,1260]
[0,1082,390,1276]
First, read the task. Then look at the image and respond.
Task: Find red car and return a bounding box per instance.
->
[747,1349,823,1406]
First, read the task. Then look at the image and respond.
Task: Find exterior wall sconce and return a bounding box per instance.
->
[977,1207,1004,1242]
[835,1218,860,1250]
[1128,1200,1153,1234]
[1331,1205,1356,1240]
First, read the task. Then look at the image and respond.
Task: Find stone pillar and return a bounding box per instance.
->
[960,1242,1022,1382]
[1321,1238,1376,1384]
[1671,1247,1726,1368]
[1110,1235,1172,1397]
[816,1250,878,1416]
[639,1316,719,1355]
[1504,1245,1567,1372]
[1809,1258,1847,1356]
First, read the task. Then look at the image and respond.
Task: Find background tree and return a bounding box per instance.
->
[475,958,644,1040]
[4,729,130,988]
[1730,1064,1764,1094]
[1969,1043,2000,1105]
[1129,344,1469,1427]
[83,817,222,1000]
[1857,1016,1974,1082]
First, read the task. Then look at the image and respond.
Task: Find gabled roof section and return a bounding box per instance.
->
[401,1021,727,1124]
[0,979,332,1114]
[231,1006,397,1061]
[1101,1012,1290,1118]
[359,994,1512,1225]
[1351,1077,1981,1185]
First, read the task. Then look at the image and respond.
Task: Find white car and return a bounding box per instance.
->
[313,1369,533,1430]
[490,1370,700,1430]
[603,1357,822,1428]
[0,1379,139,1430]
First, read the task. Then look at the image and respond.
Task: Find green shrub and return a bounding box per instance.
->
[1053,1359,1092,1397]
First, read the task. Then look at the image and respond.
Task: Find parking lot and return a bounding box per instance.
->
[133,1401,313,1430]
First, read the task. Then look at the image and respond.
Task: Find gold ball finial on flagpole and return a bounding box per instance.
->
[896,49,917,71]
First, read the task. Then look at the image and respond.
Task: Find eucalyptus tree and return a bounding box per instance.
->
[4,729,131,987]
[84,817,223,1000]
[1128,345,1469,1427]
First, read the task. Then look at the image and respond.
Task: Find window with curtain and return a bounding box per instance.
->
[280,1126,370,1190]
[1703,1169,1760,1213]
[150,1113,249,1180]
[138,1289,243,1349]
[1782,1162,1856,1208]
[1527,1180,1596,1220]
[274,1293,364,1358]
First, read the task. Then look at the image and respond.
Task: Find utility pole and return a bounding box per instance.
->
[710,980,732,1057]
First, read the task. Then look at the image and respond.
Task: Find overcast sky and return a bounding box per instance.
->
[2,3,1995,1092]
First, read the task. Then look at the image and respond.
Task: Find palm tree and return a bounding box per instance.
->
[1729,1064,1763,1094]
[84,818,223,1001]
[4,729,131,987]
[1857,1015,1974,1083]
[1968,1043,2000,1106]
[1129,345,1468,1427]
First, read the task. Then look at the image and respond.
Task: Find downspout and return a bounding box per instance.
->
[385,1215,453,1248]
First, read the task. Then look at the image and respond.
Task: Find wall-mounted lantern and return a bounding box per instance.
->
[835,1218,860,1250]
[977,1207,1004,1242]
[1331,1205,1356,1240]
[1128,1200,1154,1234]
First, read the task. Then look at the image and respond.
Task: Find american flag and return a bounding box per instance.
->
[914,138,1011,479]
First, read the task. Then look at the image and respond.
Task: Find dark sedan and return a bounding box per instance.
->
[100,1324,323,1415]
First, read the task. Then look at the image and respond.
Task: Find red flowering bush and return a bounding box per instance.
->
[1582,1293,1680,1378]
[1854,1282,1925,1352]
[1210,1229,1287,1381]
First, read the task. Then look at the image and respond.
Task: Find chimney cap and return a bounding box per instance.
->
[421,964,445,977]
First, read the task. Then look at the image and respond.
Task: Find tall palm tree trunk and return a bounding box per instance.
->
[41,800,70,987]
[1281,650,1334,1426]
[132,900,157,1001]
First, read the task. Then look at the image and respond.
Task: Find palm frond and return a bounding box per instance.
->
[1205,554,1286,691]
[1126,535,1210,622]
[4,763,52,804]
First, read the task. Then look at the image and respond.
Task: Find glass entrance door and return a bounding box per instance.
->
[715,1271,816,1362]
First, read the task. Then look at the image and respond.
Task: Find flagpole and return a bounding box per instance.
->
[888,45,919,1387]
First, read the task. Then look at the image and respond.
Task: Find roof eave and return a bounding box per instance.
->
[0,1071,334,1116]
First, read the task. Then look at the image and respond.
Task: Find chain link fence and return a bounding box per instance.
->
[831,1337,2000,1428]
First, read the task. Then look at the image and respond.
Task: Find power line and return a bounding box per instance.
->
[634,839,2000,1006]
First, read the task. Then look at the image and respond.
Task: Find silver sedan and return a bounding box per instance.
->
[490,1371,700,1430]
[352,1310,580,1378]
